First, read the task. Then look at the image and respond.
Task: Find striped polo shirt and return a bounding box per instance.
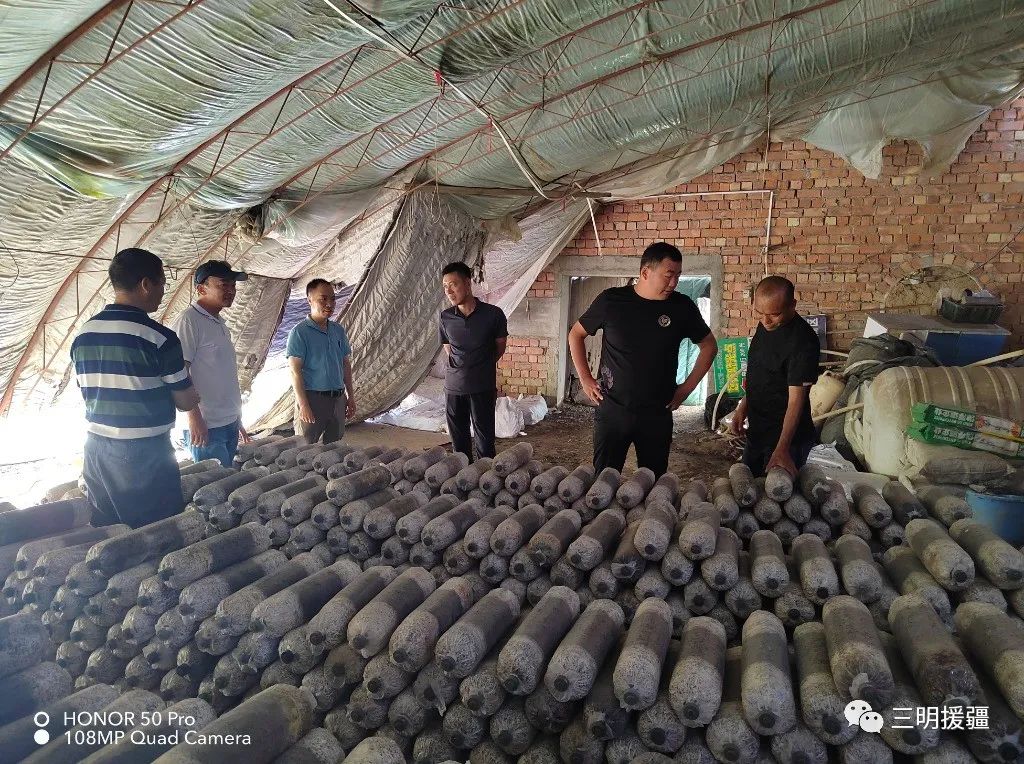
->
[71,304,192,439]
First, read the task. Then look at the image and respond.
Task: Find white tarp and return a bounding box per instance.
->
[1,0,1022,423]
[249,188,484,431]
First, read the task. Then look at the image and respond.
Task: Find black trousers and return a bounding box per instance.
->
[593,399,673,477]
[446,390,497,461]
[296,390,347,445]
[742,431,817,477]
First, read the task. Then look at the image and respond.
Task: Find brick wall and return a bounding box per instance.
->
[498,98,1023,397]
[561,99,1024,349]
[496,271,557,396]
[527,270,557,299]
[497,335,551,396]
[496,269,560,397]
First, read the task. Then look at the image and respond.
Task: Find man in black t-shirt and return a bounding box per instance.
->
[730,276,820,476]
[440,262,508,461]
[569,242,718,476]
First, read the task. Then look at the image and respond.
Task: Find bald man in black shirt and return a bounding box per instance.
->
[569,242,718,476]
[731,276,820,476]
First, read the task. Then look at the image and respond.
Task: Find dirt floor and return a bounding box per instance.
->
[497,402,739,484]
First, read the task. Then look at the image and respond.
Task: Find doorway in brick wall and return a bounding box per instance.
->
[676,277,713,405]
[560,272,714,406]
[564,275,632,405]
[553,254,723,407]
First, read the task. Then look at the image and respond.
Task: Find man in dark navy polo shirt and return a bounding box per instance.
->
[439,262,508,460]
[569,242,718,476]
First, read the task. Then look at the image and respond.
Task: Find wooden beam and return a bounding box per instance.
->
[409,183,611,199]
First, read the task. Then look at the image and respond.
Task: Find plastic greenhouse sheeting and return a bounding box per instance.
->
[248,187,484,431]
[0,1,108,95]
[0,0,1022,425]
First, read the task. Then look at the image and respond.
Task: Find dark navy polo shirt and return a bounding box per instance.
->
[439,300,508,395]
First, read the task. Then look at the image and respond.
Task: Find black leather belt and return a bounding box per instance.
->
[310,389,345,398]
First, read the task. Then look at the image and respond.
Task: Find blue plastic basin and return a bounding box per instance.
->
[965,490,1024,547]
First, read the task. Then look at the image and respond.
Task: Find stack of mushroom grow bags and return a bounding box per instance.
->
[1,437,1024,763]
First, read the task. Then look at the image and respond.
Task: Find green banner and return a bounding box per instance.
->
[712,337,749,394]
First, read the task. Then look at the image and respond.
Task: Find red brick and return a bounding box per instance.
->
[553,99,1024,353]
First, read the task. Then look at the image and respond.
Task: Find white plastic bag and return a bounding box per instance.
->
[810,371,845,419]
[516,395,549,426]
[494,397,526,438]
[805,442,858,472]
[369,392,447,433]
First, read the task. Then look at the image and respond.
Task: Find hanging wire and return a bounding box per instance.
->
[0,238,23,304]
[586,198,603,257]
[323,0,555,199]
[760,0,777,278]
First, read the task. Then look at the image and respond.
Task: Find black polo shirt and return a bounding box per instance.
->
[745,313,820,442]
[439,300,508,395]
[579,286,711,409]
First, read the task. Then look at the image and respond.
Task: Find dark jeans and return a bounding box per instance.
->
[446,390,497,461]
[184,419,240,467]
[594,399,673,477]
[84,432,184,528]
[742,431,817,477]
[297,391,347,445]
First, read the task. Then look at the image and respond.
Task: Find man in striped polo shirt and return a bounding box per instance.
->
[71,248,200,528]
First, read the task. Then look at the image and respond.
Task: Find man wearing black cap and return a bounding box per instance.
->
[171,260,250,466]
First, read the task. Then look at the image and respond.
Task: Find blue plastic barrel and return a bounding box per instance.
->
[965,490,1024,546]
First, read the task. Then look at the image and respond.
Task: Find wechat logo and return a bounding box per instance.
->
[845,700,884,733]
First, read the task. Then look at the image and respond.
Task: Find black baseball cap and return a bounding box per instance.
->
[195,260,248,285]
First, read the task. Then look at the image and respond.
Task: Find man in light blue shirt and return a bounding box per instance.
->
[286,278,355,444]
